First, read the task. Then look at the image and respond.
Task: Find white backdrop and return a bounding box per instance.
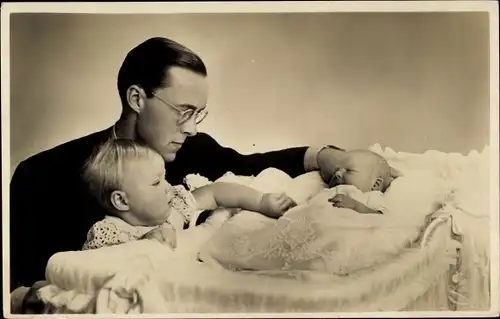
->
[9,12,490,174]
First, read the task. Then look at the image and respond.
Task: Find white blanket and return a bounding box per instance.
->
[199,201,429,276]
[198,169,451,275]
[370,144,491,310]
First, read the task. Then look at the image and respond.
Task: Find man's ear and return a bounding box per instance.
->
[126,85,147,114]
[371,177,384,191]
[110,190,130,212]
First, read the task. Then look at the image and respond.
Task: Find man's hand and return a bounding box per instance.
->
[260,193,297,218]
[141,224,177,249]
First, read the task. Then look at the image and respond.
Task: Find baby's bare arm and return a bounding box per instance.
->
[352,200,383,214]
[192,182,264,211]
[329,194,383,214]
[192,182,296,218]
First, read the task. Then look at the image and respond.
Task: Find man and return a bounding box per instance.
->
[9,37,360,296]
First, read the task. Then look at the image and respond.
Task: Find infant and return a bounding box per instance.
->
[81,139,297,251]
[319,149,397,214]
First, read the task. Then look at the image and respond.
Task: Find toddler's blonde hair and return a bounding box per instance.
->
[82,139,162,213]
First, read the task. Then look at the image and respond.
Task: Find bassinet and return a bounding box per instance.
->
[21,145,492,314]
[35,211,464,314]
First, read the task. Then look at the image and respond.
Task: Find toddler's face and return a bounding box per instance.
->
[120,154,175,225]
[329,150,389,192]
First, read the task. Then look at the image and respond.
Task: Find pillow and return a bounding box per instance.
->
[383,170,453,223]
[224,169,327,229]
[284,171,327,204]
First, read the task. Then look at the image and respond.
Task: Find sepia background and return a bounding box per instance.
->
[9,12,490,175]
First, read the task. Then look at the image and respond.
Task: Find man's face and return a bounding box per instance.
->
[136,66,209,162]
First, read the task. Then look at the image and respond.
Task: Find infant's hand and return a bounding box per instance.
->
[328,194,358,211]
[261,193,297,218]
[141,224,177,249]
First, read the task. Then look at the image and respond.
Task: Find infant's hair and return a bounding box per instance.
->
[82,139,162,212]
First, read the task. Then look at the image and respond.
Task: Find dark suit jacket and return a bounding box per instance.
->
[9,127,309,289]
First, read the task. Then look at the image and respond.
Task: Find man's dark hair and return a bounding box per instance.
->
[117,37,207,106]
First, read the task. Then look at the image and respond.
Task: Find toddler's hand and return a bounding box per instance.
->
[141,224,177,249]
[261,193,297,218]
[328,194,358,211]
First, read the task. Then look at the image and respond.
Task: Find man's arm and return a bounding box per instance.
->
[172,133,344,182]
[9,160,43,290]
[9,157,68,290]
[10,161,31,290]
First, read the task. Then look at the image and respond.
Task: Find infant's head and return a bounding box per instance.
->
[329,150,393,192]
[83,139,174,226]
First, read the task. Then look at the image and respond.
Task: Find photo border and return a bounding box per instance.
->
[2,1,498,318]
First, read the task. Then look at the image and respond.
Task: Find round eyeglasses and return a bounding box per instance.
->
[150,92,208,125]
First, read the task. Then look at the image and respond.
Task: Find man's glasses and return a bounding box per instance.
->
[151,92,208,125]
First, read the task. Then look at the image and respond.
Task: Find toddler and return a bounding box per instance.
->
[81,139,297,250]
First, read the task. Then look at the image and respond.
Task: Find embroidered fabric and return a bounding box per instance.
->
[201,198,423,275]
[225,210,321,271]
